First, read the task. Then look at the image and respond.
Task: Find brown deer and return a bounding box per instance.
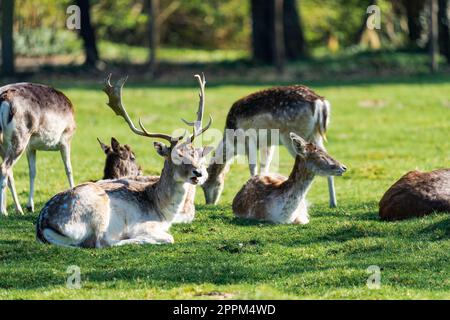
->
[97,137,142,179]
[0,83,75,215]
[379,169,450,221]
[36,74,212,248]
[232,133,346,224]
[201,85,339,208]
[97,136,196,223]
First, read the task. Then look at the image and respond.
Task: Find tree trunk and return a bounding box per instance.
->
[251,0,306,64]
[283,0,307,59]
[148,0,160,74]
[76,0,99,66]
[438,0,450,63]
[251,0,274,63]
[1,0,15,76]
[430,0,439,72]
[274,0,285,73]
[401,0,426,45]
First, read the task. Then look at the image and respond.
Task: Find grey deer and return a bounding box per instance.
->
[0,83,75,215]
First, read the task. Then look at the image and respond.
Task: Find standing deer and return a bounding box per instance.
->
[201,85,339,208]
[97,136,196,223]
[232,133,347,224]
[379,169,450,221]
[36,74,212,248]
[0,83,75,215]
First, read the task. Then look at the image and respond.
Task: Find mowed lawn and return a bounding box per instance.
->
[0,75,449,299]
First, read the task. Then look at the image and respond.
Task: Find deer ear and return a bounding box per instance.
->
[111,137,120,152]
[290,132,308,156]
[201,146,214,157]
[154,142,170,158]
[97,138,111,154]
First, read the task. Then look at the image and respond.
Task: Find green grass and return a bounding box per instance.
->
[0,74,449,299]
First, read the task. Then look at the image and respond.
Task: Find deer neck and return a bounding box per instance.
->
[152,161,190,222]
[205,137,230,183]
[280,156,315,207]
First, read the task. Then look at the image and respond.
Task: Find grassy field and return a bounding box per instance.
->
[0,73,449,299]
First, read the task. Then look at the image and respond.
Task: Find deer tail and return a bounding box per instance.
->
[0,98,15,133]
[313,99,331,142]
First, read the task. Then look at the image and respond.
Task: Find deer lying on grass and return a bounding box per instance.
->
[97,136,196,223]
[232,133,346,224]
[97,137,142,179]
[36,74,212,247]
[379,169,450,221]
[0,83,75,215]
[202,85,339,208]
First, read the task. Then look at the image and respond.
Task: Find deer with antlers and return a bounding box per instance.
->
[36,74,212,248]
[96,136,196,224]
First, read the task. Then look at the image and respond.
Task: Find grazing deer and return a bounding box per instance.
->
[97,136,196,223]
[36,74,212,248]
[201,85,339,208]
[0,83,75,215]
[232,133,346,224]
[97,137,142,179]
[379,169,450,221]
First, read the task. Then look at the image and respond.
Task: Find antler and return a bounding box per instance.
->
[181,73,213,142]
[103,74,184,146]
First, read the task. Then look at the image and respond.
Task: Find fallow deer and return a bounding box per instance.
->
[0,83,75,215]
[97,137,142,179]
[36,74,212,248]
[232,133,346,224]
[97,136,196,223]
[379,169,450,221]
[201,85,339,208]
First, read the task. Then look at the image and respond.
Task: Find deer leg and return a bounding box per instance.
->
[246,135,258,176]
[315,138,337,208]
[0,143,28,216]
[7,171,24,215]
[260,145,275,174]
[60,142,74,188]
[26,148,37,212]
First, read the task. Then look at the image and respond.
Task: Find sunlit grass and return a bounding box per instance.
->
[0,75,449,299]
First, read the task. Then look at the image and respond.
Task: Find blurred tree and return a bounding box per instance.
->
[147,0,160,73]
[76,0,99,66]
[251,0,306,64]
[1,0,15,75]
[274,0,285,73]
[438,0,449,62]
[430,0,439,71]
[400,0,426,46]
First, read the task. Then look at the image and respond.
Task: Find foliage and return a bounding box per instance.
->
[0,74,449,299]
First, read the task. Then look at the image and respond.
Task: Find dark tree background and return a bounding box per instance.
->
[1,0,15,75]
[251,0,307,64]
[76,0,99,66]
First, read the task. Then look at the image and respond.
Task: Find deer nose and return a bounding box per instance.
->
[341,165,347,172]
[193,169,203,177]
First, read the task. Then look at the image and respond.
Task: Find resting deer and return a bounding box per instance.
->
[97,137,142,179]
[379,169,450,221]
[0,83,75,215]
[232,133,346,224]
[36,74,212,248]
[201,85,339,208]
[97,136,195,223]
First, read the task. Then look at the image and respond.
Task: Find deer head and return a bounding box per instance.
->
[290,132,347,176]
[98,137,142,179]
[103,74,213,185]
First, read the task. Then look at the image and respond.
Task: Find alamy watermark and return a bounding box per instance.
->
[366,265,381,289]
[66,5,81,30]
[66,265,82,289]
[366,5,381,30]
